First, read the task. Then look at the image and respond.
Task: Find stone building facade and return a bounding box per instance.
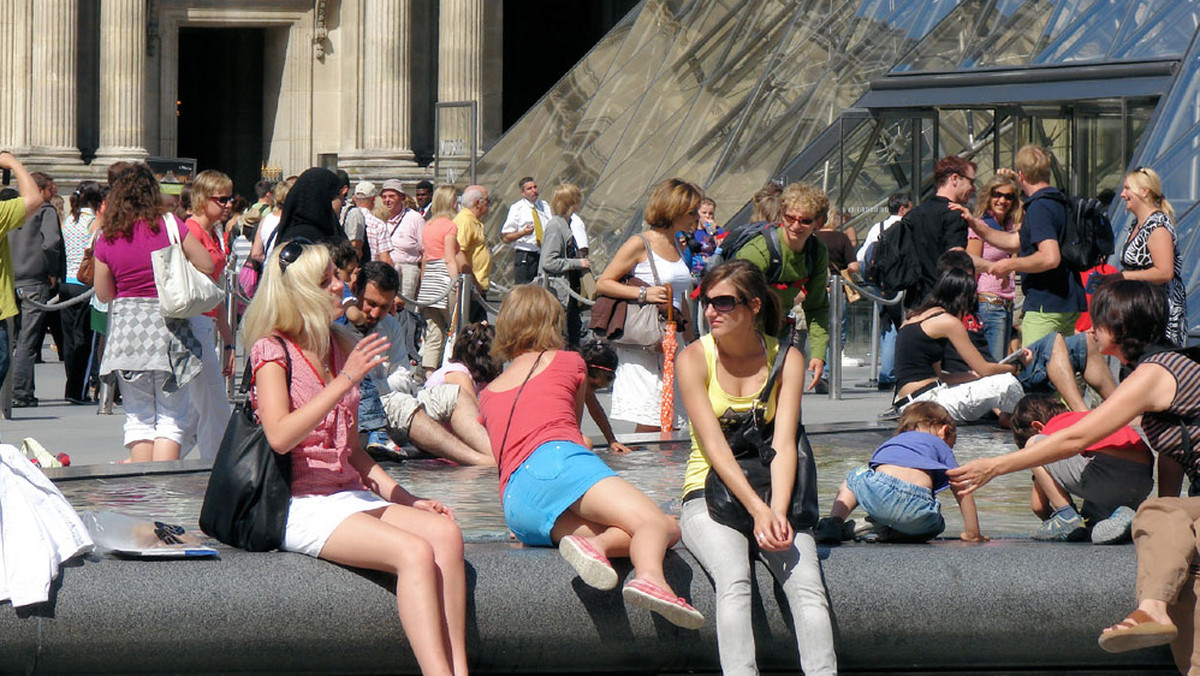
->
[0,0,503,187]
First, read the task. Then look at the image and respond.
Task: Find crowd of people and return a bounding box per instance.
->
[1,140,1197,675]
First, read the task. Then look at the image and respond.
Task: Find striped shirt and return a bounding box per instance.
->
[1142,350,1200,482]
[362,207,392,262]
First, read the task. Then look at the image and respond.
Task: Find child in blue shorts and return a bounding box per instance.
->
[816,401,987,544]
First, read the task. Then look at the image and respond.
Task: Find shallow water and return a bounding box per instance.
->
[58,427,1046,542]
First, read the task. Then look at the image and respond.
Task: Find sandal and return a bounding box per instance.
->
[1098,610,1178,653]
[559,535,618,590]
[622,578,705,630]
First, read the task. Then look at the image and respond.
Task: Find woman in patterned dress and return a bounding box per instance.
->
[1116,166,1187,346]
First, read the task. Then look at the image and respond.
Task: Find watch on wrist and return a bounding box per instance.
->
[637,287,647,303]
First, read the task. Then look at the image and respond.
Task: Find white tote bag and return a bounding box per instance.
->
[152,214,224,319]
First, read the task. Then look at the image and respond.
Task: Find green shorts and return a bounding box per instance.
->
[1020,310,1079,346]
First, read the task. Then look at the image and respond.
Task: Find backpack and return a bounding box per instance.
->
[1035,192,1114,271]
[711,221,817,285]
[864,215,919,297]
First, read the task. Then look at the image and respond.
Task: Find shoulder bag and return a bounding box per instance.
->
[610,234,667,349]
[703,320,819,534]
[153,213,225,319]
[199,336,294,552]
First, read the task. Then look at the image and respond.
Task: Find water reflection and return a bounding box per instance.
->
[58,427,1043,543]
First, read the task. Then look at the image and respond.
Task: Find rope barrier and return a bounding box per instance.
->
[840,278,905,306]
[397,276,461,310]
[15,286,95,311]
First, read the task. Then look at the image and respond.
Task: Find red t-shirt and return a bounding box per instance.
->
[1042,411,1149,455]
[478,350,587,495]
[185,217,227,318]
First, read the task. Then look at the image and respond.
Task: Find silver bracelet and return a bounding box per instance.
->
[637,287,647,303]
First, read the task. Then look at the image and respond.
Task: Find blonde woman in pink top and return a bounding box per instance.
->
[967,173,1023,361]
[241,239,468,676]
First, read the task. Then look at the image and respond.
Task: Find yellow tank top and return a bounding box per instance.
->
[682,332,780,497]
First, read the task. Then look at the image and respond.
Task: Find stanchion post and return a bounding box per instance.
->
[454,274,471,348]
[829,275,843,400]
[869,299,881,386]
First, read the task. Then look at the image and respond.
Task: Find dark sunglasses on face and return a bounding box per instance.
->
[211,195,234,205]
[703,295,747,313]
[991,191,1016,201]
[782,213,816,226]
[278,237,314,273]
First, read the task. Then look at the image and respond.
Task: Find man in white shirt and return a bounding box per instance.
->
[569,213,590,257]
[380,178,424,299]
[856,192,911,390]
[501,176,551,284]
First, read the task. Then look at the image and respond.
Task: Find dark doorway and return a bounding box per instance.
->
[501,0,639,130]
[177,27,264,199]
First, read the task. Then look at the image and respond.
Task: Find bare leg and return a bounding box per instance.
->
[1082,331,1118,401]
[1045,334,1088,411]
[319,506,466,676]
[828,481,859,521]
[406,409,491,466]
[634,423,661,434]
[127,440,153,463]
[152,438,181,461]
[550,509,634,558]
[447,390,494,463]
[1031,466,1072,514]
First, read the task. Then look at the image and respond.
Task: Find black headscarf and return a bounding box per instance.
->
[275,167,346,245]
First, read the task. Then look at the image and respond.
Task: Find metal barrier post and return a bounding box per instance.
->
[225,266,238,399]
[828,274,843,400]
[868,300,881,386]
[454,274,471,348]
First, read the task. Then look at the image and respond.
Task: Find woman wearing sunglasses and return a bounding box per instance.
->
[967,174,1023,361]
[243,239,469,676]
[677,260,836,675]
[93,163,214,462]
[180,170,237,460]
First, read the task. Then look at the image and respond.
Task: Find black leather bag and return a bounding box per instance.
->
[704,324,819,534]
[199,337,293,551]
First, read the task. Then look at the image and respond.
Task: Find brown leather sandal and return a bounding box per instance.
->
[1098,609,1178,653]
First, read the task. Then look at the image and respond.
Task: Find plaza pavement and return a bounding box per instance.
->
[2,347,898,467]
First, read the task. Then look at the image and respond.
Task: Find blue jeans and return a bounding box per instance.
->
[879,323,897,385]
[977,302,1013,363]
[1018,332,1088,391]
[358,376,388,432]
[846,466,945,539]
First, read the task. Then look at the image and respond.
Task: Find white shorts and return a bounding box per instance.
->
[903,373,1023,422]
[283,490,392,557]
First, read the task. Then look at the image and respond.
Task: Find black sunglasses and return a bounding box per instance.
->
[703,295,747,313]
[278,237,314,273]
[991,191,1016,201]
[211,195,234,205]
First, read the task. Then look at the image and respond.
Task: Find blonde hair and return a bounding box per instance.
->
[493,285,564,360]
[191,170,233,210]
[431,185,459,219]
[973,173,1024,227]
[1126,166,1175,220]
[780,182,830,222]
[241,242,348,361]
[644,178,702,229]
[550,183,582,217]
[897,401,957,448]
[273,178,295,207]
[1015,145,1052,184]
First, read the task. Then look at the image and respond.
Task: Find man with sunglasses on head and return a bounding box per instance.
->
[899,156,976,313]
[735,182,831,392]
[953,145,1086,347]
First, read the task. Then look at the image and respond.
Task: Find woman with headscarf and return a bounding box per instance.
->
[275,167,346,245]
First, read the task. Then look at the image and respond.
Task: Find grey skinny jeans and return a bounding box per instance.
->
[680,498,837,675]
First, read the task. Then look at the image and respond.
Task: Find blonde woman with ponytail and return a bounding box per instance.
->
[1117,166,1187,346]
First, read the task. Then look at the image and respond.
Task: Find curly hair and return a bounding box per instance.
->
[451,322,503,385]
[103,163,164,241]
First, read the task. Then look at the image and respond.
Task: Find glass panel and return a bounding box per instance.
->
[1075,109,1126,199]
[1138,46,1200,155]
[1144,122,1200,218]
[1032,0,1124,64]
[1109,1,1200,60]
[960,0,1060,69]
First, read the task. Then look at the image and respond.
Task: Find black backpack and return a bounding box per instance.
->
[864,216,919,297]
[1035,192,1114,271]
[712,221,817,284]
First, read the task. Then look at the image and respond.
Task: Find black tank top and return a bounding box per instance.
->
[894,312,947,389]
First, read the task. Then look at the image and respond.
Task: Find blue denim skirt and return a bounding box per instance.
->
[502,441,617,546]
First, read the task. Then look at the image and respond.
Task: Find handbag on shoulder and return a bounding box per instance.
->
[199,337,293,552]
[703,320,819,534]
[153,213,225,319]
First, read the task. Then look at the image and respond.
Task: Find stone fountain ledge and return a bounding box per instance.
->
[0,538,1174,674]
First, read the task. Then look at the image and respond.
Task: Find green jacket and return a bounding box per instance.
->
[735,233,830,362]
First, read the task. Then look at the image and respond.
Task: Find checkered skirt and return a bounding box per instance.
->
[100,297,204,392]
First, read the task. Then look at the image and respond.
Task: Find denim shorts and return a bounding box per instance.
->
[846,466,945,539]
[502,441,617,546]
[1018,332,1087,391]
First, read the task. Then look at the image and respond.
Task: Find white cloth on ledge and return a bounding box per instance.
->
[0,443,93,608]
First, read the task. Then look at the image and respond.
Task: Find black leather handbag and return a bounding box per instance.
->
[200,337,293,552]
[703,323,819,535]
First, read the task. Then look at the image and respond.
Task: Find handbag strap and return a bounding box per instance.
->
[163,212,182,246]
[240,335,293,400]
[497,350,546,460]
[636,234,662,287]
[757,316,796,407]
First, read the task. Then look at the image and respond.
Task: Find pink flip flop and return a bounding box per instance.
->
[622,578,705,630]
[559,535,619,590]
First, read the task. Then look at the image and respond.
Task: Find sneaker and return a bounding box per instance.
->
[1091,506,1137,545]
[365,432,406,462]
[855,520,893,543]
[559,535,619,590]
[877,407,901,421]
[1032,506,1088,541]
[622,578,705,630]
[814,517,855,544]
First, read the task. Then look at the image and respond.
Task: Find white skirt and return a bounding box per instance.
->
[609,344,686,428]
[283,490,392,557]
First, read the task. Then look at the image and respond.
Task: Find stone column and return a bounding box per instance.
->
[27,0,83,166]
[0,1,31,152]
[437,0,484,149]
[352,0,416,167]
[94,0,149,166]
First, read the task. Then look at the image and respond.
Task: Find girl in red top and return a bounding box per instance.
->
[478,285,704,630]
[242,240,468,676]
